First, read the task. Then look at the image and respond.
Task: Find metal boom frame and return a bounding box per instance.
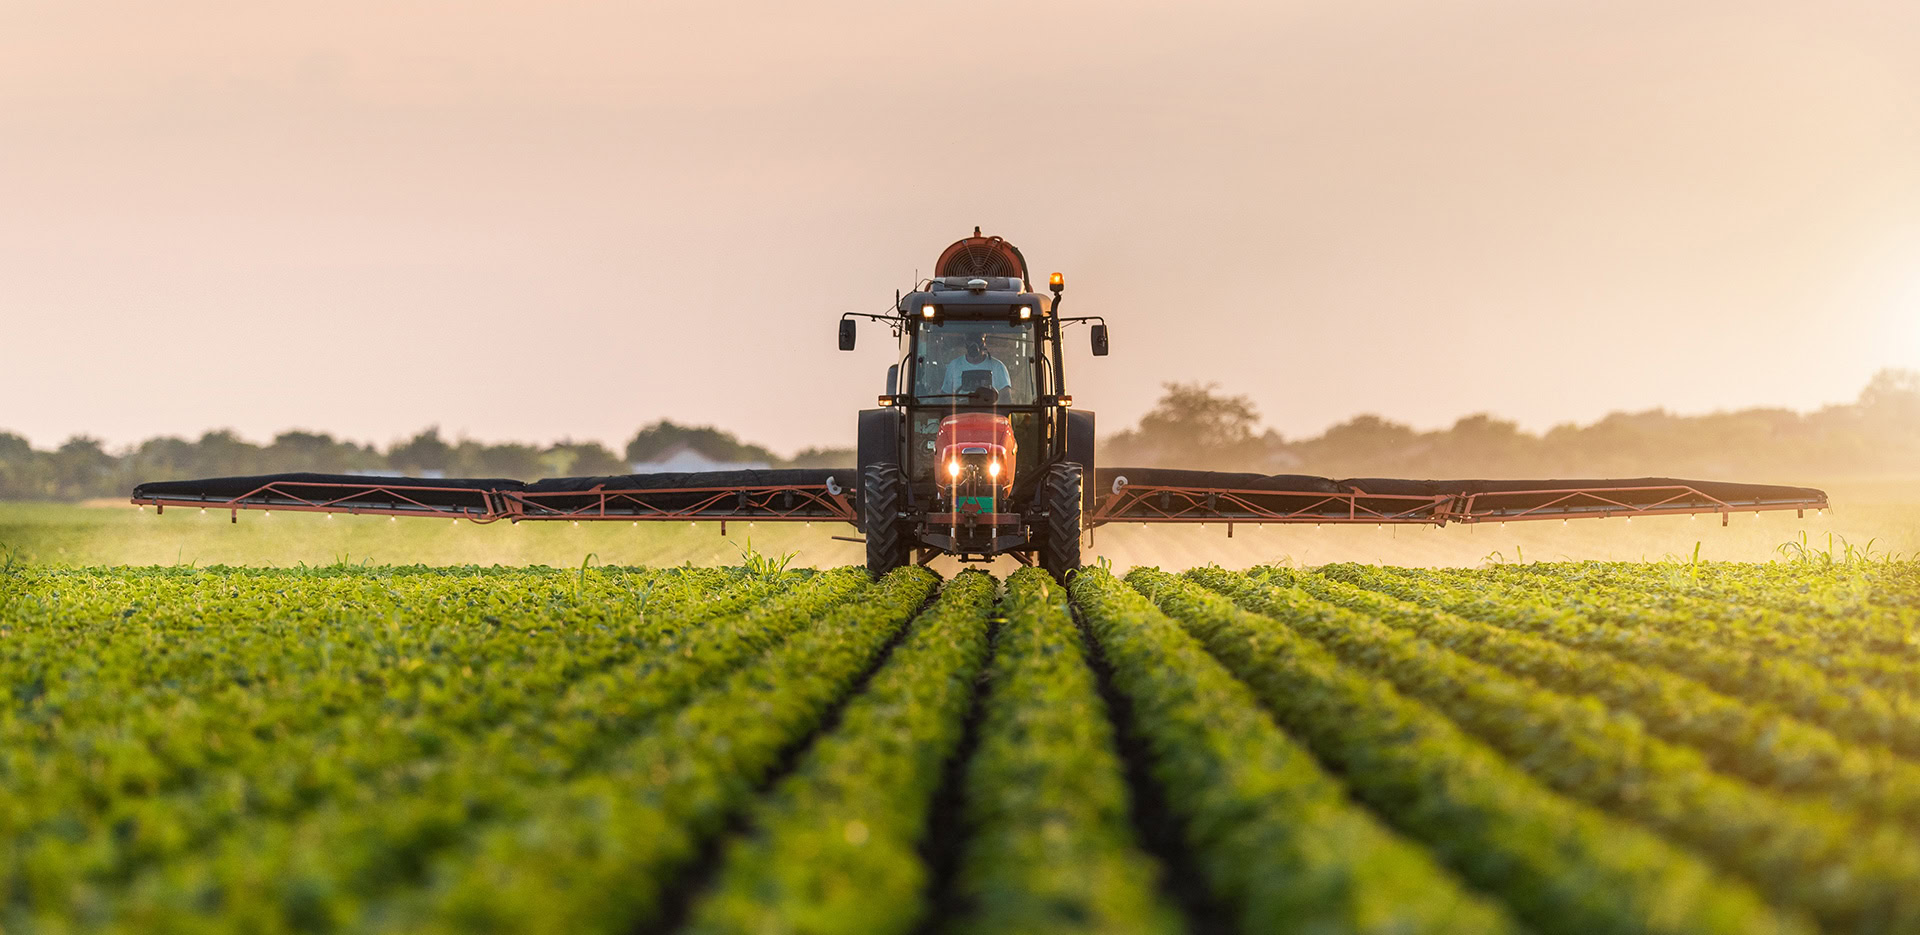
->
[132,477,1823,530]
[1086,481,1827,529]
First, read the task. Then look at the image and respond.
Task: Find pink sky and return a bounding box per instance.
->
[3,1,1917,455]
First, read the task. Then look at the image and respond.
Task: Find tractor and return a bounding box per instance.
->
[838,230,1106,579]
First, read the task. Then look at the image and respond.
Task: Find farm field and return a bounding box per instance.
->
[5,474,1919,572]
[7,558,1920,933]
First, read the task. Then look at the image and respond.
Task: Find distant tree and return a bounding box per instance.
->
[123,436,197,488]
[0,432,47,499]
[1140,383,1261,451]
[541,441,628,478]
[264,430,378,474]
[1428,413,1537,474]
[1293,414,1420,474]
[50,436,118,499]
[624,420,778,466]
[1860,368,1920,427]
[1104,383,1276,470]
[450,441,545,480]
[0,433,31,462]
[388,428,453,474]
[191,430,264,478]
[782,446,856,468]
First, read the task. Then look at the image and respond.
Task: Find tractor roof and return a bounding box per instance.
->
[899,283,1048,319]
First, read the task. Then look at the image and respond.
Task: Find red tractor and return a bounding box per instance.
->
[839,229,1104,578]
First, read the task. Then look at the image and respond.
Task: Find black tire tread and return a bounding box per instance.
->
[863,463,910,579]
[1040,462,1084,581]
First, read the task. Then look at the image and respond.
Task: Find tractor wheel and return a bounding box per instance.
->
[1039,462,1084,582]
[862,463,911,579]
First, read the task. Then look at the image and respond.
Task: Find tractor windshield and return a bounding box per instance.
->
[911,320,1039,405]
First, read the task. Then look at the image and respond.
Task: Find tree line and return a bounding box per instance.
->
[5,370,1917,501]
[0,421,852,502]
[1106,369,1920,482]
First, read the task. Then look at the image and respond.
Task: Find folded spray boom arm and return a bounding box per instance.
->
[131,469,1824,529]
[1085,470,1828,528]
[131,471,858,524]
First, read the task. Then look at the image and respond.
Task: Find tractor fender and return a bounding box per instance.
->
[856,408,904,528]
[1066,409,1096,512]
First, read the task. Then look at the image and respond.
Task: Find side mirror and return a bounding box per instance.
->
[838,319,856,351]
[1091,323,1110,356]
[885,364,899,395]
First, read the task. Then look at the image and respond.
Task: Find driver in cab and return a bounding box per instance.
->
[940,334,1012,403]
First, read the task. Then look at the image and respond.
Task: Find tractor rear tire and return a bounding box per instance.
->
[1039,462,1084,582]
[862,463,911,579]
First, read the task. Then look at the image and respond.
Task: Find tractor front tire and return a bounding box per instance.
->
[1039,462,1084,582]
[862,463,911,579]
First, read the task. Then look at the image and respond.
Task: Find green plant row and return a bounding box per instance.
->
[1,566,754,898]
[1442,564,1920,693]
[1281,566,1920,829]
[0,563,735,783]
[0,565,685,733]
[366,565,939,935]
[1110,568,1805,935]
[1195,566,1920,933]
[1859,562,1920,609]
[948,568,1183,935]
[12,567,869,931]
[1671,555,1920,615]
[1075,568,1520,934]
[684,570,997,934]
[1328,564,1920,760]
[1500,559,1914,638]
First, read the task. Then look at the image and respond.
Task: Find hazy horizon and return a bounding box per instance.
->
[6,1,1917,455]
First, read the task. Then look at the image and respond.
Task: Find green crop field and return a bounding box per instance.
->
[5,477,1920,572]
[6,556,1920,934]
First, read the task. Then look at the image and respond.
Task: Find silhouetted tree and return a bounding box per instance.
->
[1105,382,1279,470]
[50,437,117,499]
[263,431,378,474]
[541,441,629,478]
[388,428,453,475]
[784,446,857,468]
[0,432,47,499]
[624,420,778,466]
[449,441,545,479]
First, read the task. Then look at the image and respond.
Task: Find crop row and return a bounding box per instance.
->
[1103,567,1804,935]
[1436,564,1920,692]
[1486,559,1910,627]
[1278,566,1920,829]
[1191,566,1920,933]
[684,569,996,933]
[946,568,1182,935]
[1072,568,1517,933]
[1326,563,1920,759]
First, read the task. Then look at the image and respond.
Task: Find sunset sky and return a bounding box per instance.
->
[3,1,1917,455]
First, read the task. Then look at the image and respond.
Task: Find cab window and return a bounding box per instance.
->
[911,320,1038,405]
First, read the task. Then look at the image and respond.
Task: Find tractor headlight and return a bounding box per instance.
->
[947,460,961,478]
[987,460,1001,478]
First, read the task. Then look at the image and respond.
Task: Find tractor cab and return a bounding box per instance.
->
[840,230,1104,578]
